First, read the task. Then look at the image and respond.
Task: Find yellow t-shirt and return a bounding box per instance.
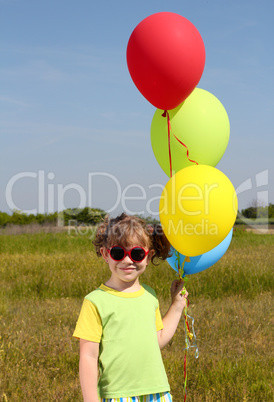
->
[73,283,170,398]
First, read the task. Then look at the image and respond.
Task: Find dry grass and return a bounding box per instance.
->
[162,293,273,401]
[0,229,273,401]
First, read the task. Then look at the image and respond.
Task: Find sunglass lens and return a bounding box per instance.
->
[131,247,146,262]
[110,247,125,261]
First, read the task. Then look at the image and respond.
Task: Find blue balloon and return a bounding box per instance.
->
[167,229,233,275]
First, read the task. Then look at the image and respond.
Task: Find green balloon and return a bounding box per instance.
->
[150,88,230,177]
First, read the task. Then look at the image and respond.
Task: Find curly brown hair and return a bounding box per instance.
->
[93,213,171,265]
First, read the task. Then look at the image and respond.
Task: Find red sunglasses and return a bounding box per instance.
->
[107,245,149,262]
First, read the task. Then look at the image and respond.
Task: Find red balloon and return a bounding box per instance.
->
[126,12,206,110]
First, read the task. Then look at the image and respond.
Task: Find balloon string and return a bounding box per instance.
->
[161,110,173,177]
[162,110,198,177]
[185,312,199,359]
[183,350,187,402]
[175,250,199,401]
[175,251,190,281]
[173,133,199,166]
[183,302,199,401]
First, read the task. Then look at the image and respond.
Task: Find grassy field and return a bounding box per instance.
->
[0,227,273,401]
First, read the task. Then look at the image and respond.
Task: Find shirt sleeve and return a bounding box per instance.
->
[155,305,164,331]
[73,298,102,342]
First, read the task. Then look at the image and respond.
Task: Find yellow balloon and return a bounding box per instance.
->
[159,165,238,256]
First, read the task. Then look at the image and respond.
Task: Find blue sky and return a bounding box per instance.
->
[1,0,273,218]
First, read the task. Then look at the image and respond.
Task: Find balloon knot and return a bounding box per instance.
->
[188,332,194,340]
[161,110,167,117]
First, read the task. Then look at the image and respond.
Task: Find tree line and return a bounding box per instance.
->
[0,208,160,227]
[0,208,106,227]
[238,203,274,220]
[0,204,273,227]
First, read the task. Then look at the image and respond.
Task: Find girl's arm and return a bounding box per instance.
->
[79,339,100,402]
[157,280,188,349]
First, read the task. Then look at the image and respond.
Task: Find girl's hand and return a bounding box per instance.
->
[158,280,189,348]
[170,280,188,310]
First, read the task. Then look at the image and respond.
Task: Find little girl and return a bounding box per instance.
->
[73,213,188,402]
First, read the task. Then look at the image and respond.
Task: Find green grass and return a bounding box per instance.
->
[1,229,273,401]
